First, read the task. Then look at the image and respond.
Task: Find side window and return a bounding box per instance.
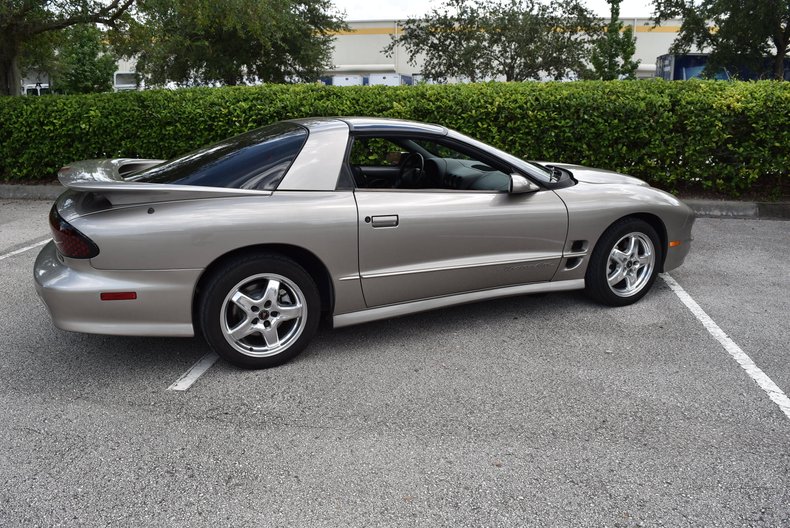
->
[350,135,512,192]
[350,138,404,167]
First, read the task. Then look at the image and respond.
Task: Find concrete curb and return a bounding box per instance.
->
[0,184,64,201]
[683,199,790,220]
[1,184,788,220]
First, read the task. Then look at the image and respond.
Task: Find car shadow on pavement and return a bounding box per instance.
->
[14,289,592,387]
[3,322,212,395]
[293,290,588,366]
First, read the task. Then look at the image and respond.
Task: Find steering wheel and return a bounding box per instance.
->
[395,152,425,189]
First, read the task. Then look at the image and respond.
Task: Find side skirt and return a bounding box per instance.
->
[332,279,585,328]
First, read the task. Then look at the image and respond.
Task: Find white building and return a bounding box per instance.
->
[328,18,685,81]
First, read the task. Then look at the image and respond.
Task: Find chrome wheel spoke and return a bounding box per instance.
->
[261,325,280,347]
[611,249,629,265]
[625,235,638,256]
[262,279,281,304]
[228,319,254,340]
[276,303,302,322]
[608,267,626,286]
[231,291,257,314]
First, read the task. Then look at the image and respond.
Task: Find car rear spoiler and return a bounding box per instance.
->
[57,158,270,206]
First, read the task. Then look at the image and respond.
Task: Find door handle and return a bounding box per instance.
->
[370,215,399,228]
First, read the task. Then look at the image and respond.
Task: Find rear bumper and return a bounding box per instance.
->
[34,241,200,337]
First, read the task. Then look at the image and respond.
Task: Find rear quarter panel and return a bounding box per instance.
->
[70,191,365,314]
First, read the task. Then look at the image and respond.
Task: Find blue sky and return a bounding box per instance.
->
[332,0,656,20]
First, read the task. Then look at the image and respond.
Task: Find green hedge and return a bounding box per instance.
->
[1,81,788,197]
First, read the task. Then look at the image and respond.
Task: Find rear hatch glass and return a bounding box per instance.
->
[128,122,308,190]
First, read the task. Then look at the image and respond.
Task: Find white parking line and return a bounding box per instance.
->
[1,236,219,392]
[0,239,49,261]
[167,352,219,391]
[662,273,790,420]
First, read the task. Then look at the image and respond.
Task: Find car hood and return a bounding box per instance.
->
[535,162,650,187]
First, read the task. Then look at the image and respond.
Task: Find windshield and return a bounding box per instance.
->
[445,130,554,183]
[129,122,308,190]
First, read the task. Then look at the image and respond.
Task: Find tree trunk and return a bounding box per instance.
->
[773,32,788,80]
[0,40,22,96]
[774,50,786,80]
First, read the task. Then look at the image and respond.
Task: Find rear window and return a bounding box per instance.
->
[129,122,308,190]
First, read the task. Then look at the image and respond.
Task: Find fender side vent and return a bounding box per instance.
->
[570,240,588,253]
[565,257,583,270]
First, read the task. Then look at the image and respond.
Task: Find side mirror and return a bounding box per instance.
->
[509,174,540,194]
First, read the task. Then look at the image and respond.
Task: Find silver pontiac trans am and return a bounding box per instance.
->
[34,118,694,368]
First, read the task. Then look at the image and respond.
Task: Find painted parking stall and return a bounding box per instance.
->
[2,202,789,525]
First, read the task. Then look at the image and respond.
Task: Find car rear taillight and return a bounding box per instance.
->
[49,205,99,259]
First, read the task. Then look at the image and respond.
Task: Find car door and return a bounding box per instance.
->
[352,135,569,308]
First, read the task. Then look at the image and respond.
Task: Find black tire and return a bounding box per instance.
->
[199,253,321,369]
[585,218,662,307]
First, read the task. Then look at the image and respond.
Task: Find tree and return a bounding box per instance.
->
[114,0,346,86]
[588,0,640,79]
[652,0,790,80]
[385,0,601,83]
[385,0,492,83]
[0,0,135,96]
[540,0,606,80]
[17,30,64,84]
[53,24,118,93]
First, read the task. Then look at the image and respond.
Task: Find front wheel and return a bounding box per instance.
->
[585,218,662,306]
[199,254,321,369]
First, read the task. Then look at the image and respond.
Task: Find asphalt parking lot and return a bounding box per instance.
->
[1,199,788,527]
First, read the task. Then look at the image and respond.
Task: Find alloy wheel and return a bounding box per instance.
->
[220,273,307,357]
[606,232,655,297]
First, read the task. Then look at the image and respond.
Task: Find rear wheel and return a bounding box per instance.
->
[585,218,662,306]
[199,254,321,368]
